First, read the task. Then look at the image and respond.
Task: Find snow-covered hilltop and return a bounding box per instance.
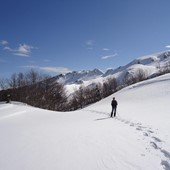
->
[104,50,170,82]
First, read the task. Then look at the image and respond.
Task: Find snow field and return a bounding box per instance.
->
[0,73,170,170]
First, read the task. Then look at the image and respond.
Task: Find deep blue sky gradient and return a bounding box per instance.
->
[1,0,170,78]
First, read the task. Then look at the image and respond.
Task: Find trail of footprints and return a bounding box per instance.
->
[88,109,170,169]
[116,117,170,170]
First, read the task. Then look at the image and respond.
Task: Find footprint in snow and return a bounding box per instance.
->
[147,130,154,134]
[143,132,149,136]
[150,141,159,149]
[136,127,143,131]
[124,120,130,124]
[152,136,162,143]
[130,123,135,127]
[160,149,170,159]
[161,160,170,170]
[116,116,170,170]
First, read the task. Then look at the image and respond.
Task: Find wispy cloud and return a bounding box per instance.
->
[4,46,11,50]
[15,44,34,56]
[0,40,8,46]
[165,45,170,49]
[11,44,36,57]
[20,65,72,74]
[102,48,110,51]
[86,40,95,50]
[1,39,37,57]
[101,53,118,60]
[40,67,71,74]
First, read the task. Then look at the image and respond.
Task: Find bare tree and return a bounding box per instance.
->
[135,68,147,82]
[25,69,40,85]
[7,73,17,88]
[102,77,118,98]
[17,72,26,87]
[0,78,8,90]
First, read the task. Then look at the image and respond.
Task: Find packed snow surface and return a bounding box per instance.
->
[0,74,170,170]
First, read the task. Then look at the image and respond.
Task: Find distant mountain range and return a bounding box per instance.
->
[55,68,103,85]
[53,50,170,93]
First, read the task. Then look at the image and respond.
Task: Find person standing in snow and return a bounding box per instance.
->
[111,97,118,117]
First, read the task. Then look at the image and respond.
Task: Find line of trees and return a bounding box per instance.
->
[0,70,67,111]
[0,69,50,90]
[68,77,118,111]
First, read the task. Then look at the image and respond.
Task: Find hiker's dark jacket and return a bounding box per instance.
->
[111,100,118,108]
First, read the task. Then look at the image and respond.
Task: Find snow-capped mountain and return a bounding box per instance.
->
[50,50,170,95]
[103,50,170,81]
[55,68,103,85]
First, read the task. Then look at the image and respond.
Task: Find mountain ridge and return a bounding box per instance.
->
[54,50,170,88]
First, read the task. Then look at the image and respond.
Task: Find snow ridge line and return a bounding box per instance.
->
[87,109,170,170]
[129,77,170,90]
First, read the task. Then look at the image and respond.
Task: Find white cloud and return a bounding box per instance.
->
[40,67,71,74]
[0,40,8,46]
[165,45,170,49]
[102,48,110,51]
[86,40,94,46]
[101,53,118,60]
[86,40,95,50]
[13,44,35,57]
[4,46,12,51]
[20,65,72,74]
[14,52,30,57]
[1,41,37,57]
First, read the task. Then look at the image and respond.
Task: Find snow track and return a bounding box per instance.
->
[115,116,170,170]
[85,108,170,170]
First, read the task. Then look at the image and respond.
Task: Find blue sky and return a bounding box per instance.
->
[1,0,170,78]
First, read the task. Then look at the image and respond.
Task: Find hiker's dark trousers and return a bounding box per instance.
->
[111,106,117,117]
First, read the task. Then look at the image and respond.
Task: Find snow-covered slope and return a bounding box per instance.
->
[0,73,170,170]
